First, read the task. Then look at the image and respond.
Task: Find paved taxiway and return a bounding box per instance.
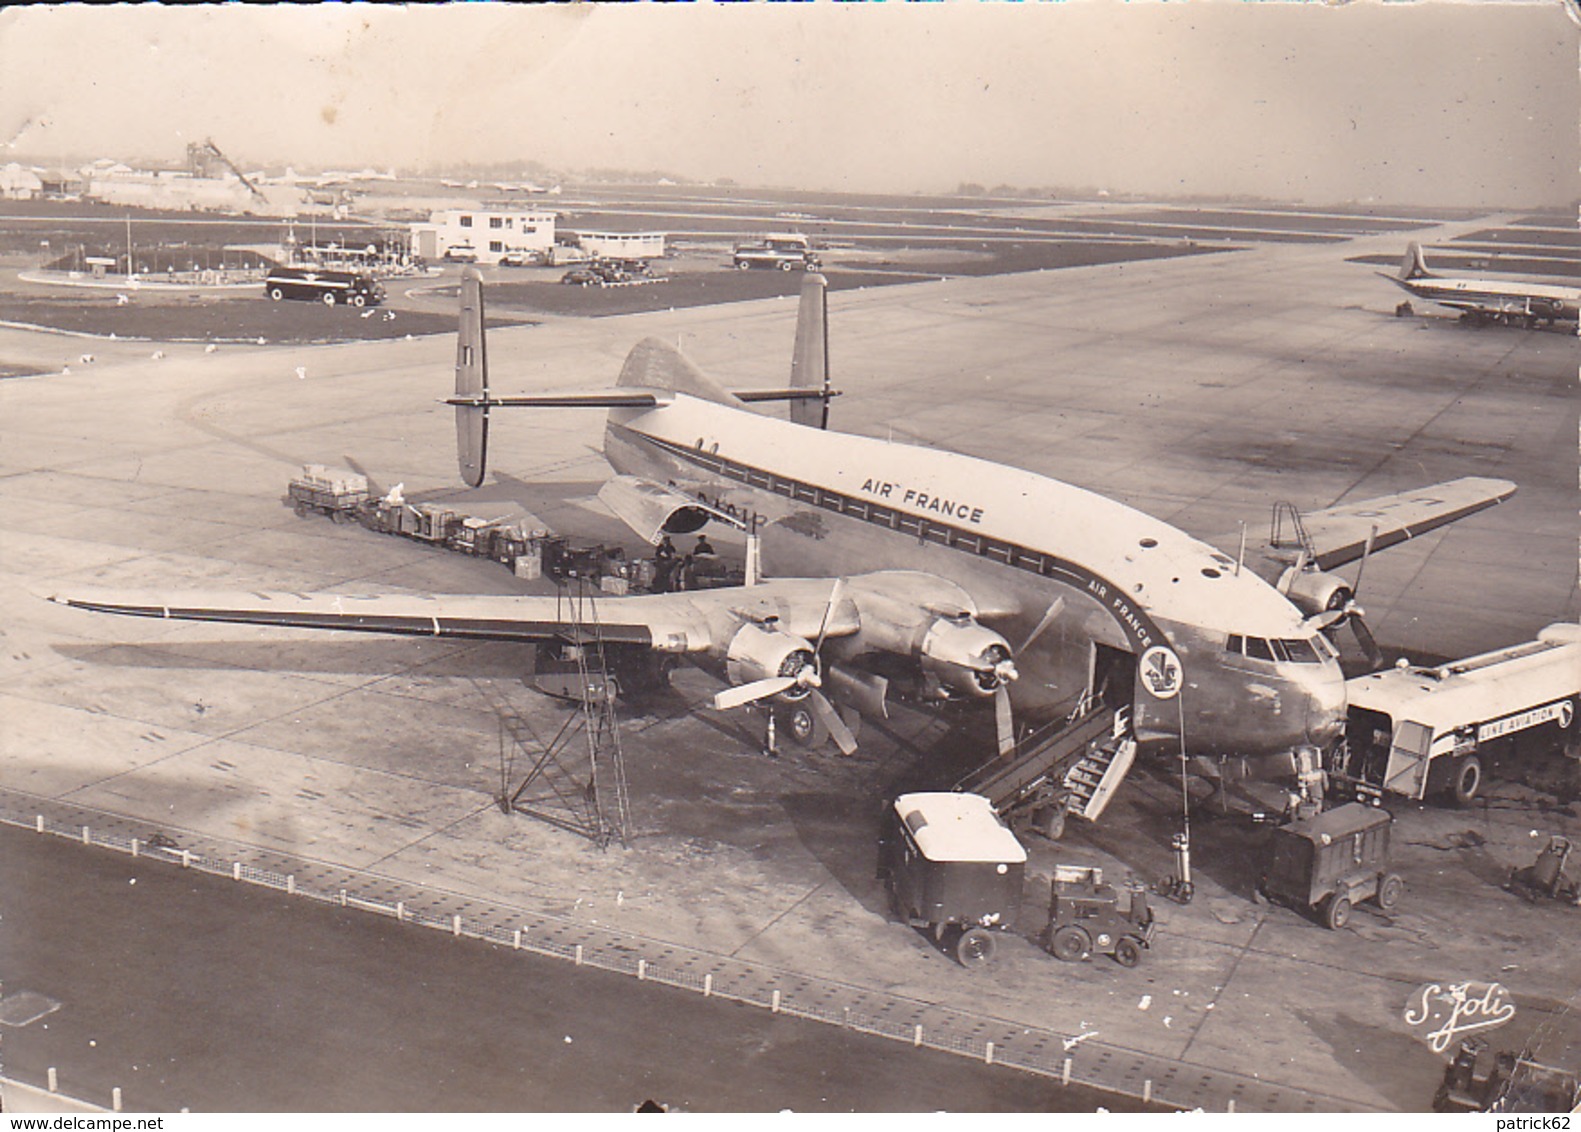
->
[1,219,1576,1111]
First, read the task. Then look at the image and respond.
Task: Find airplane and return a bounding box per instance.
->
[1380,241,1579,328]
[48,269,1518,805]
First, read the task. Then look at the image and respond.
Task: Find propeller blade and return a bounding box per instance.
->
[1353,524,1378,597]
[810,690,859,755]
[713,675,797,711]
[995,684,1015,758]
[1351,614,1383,671]
[1305,607,1349,632]
[813,577,845,656]
[1016,596,1066,654]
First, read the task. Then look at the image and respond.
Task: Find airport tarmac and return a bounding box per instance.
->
[1,217,1576,1112]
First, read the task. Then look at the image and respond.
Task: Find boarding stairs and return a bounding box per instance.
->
[954,702,1137,829]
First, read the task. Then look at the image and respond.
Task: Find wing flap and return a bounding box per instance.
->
[1300,476,1517,570]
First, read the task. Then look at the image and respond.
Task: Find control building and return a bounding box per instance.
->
[410,206,558,265]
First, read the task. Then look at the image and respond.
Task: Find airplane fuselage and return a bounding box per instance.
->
[1388,274,1579,322]
[602,394,1346,770]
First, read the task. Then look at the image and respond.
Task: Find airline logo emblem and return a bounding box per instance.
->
[1140,646,1183,700]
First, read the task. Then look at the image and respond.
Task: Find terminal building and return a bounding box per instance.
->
[410,206,558,264]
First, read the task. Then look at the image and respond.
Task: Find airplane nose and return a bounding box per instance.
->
[1303,662,1348,746]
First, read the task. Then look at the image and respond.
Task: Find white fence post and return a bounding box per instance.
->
[131,838,139,858]
[985,1041,995,1066]
[513,929,522,950]
[704,974,713,998]
[452,914,461,937]
[287,874,295,894]
[1062,1058,1072,1086]
[772,990,781,1014]
[35,815,43,833]
[82,825,90,845]
[913,1024,923,1048]
[1143,1079,1153,1104]
[637,959,646,981]
[575,944,584,966]
[233,862,241,881]
[181,849,191,869]
[396,901,404,921]
[47,1068,58,1093]
[112,1087,122,1112]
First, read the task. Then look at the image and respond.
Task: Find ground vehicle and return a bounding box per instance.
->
[498,251,539,267]
[1338,624,1580,805]
[286,464,369,521]
[1043,864,1155,966]
[1257,803,1401,929]
[1436,1039,1581,1113]
[560,266,603,286]
[878,792,1025,968]
[733,235,821,271]
[264,267,385,307]
[441,247,479,263]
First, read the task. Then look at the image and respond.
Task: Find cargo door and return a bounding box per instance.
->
[1382,719,1434,799]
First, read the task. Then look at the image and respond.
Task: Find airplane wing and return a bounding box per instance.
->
[47,580,864,654]
[48,569,1020,741]
[1287,476,1517,571]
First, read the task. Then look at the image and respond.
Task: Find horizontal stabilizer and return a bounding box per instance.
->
[448,388,670,409]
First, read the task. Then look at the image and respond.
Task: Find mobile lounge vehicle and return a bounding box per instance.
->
[879,792,1025,968]
[1339,624,1580,805]
[264,267,385,307]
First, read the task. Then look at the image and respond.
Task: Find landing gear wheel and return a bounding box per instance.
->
[1114,937,1143,968]
[780,704,827,749]
[1323,894,1352,930]
[1033,805,1067,841]
[1050,925,1091,962]
[1377,873,1404,912]
[1451,756,1483,806]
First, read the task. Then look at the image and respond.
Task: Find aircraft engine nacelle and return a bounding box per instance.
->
[598,475,712,547]
[918,613,1017,700]
[1278,567,1352,618]
[725,621,816,700]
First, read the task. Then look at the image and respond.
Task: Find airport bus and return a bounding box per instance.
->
[264,266,385,307]
[1337,624,1579,805]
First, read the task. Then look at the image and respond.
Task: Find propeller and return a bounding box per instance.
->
[988,596,1064,757]
[711,578,859,755]
[1304,525,1382,669]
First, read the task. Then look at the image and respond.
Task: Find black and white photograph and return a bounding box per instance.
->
[0,1,1577,1117]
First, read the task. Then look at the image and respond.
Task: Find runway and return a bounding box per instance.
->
[1,217,1576,1112]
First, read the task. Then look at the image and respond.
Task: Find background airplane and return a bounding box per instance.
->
[51,271,1516,800]
[1381,241,1579,327]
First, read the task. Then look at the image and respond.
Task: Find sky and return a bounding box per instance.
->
[1,2,1576,208]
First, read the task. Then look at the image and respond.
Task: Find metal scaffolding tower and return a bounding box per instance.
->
[496,581,633,848]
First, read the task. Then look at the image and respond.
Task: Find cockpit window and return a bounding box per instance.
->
[1226,634,1244,654]
[1279,638,1321,664]
[1244,637,1275,661]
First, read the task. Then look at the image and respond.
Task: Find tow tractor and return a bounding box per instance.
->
[1043,864,1156,967]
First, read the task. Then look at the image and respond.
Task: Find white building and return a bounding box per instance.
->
[574,230,667,260]
[410,206,557,264]
[0,163,44,200]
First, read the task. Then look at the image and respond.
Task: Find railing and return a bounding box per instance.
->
[0,795,1378,1116]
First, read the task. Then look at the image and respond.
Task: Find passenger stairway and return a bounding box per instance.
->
[1061,725,1137,822]
[954,702,1135,828]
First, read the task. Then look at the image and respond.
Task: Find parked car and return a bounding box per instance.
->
[498,251,539,267]
[560,266,604,286]
[263,267,384,308]
[441,248,479,264]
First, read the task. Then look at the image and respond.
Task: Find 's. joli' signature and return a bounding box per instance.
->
[1403,981,1517,1054]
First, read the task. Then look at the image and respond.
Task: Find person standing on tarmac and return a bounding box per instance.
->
[653,535,677,593]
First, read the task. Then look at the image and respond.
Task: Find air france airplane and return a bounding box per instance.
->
[1382,241,1579,328]
[51,270,1516,798]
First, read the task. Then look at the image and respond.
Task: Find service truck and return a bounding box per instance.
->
[1337,623,1579,805]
